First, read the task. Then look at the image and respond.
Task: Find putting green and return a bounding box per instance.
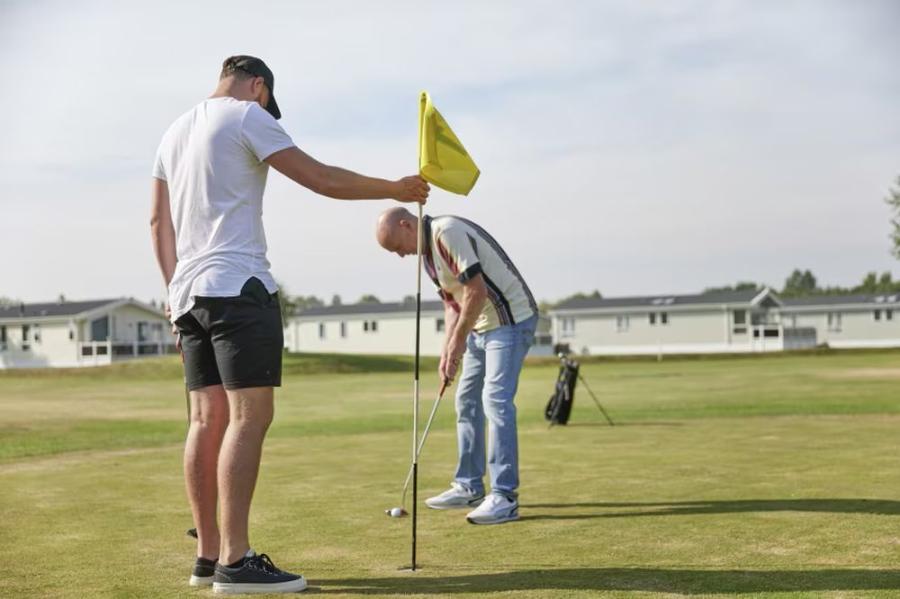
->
[2,350,900,597]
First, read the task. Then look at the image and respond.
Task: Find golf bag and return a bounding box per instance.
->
[545,357,579,425]
[544,353,615,427]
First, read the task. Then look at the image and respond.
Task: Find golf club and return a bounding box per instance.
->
[385,378,449,518]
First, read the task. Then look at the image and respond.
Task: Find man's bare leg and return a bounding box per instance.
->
[184,384,229,560]
[218,386,274,565]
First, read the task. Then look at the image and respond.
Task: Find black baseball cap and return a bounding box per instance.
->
[222,55,281,120]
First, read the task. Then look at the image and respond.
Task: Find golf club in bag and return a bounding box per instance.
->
[545,352,614,426]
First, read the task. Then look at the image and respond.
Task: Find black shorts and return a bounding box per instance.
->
[175,277,283,391]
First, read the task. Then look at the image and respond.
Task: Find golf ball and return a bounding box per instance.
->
[389,507,404,517]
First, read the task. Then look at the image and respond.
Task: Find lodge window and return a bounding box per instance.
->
[363,320,378,333]
[21,324,30,351]
[874,310,881,321]
[318,323,326,339]
[0,325,6,351]
[436,318,445,333]
[560,317,575,338]
[661,312,668,325]
[340,322,347,338]
[733,310,747,334]
[888,309,894,321]
[649,313,656,325]
[827,312,842,332]
[616,315,630,332]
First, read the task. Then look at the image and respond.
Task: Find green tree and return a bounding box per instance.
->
[294,295,325,310]
[781,269,818,297]
[276,281,324,320]
[853,271,900,294]
[551,289,601,307]
[857,272,879,293]
[275,280,296,324]
[358,294,381,304]
[886,176,900,259]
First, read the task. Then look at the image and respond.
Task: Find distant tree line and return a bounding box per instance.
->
[275,283,388,320]
[705,269,900,299]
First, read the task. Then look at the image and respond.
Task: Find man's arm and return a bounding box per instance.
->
[265,146,429,203]
[439,300,460,381]
[441,275,487,382]
[150,178,177,286]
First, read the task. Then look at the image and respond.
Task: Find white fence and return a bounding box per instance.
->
[77,341,179,365]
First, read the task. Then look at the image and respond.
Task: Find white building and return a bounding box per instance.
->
[550,288,790,356]
[284,300,553,356]
[0,298,175,369]
[781,293,900,348]
[285,300,446,356]
[550,288,900,356]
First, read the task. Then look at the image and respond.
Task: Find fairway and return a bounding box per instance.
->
[2,351,900,598]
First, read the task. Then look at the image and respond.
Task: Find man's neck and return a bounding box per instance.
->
[210,82,248,101]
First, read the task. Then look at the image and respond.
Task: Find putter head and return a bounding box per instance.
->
[385,507,408,517]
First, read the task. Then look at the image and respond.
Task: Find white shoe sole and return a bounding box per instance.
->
[213,577,308,594]
[189,575,214,587]
[425,496,485,510]
[467,511,520,525]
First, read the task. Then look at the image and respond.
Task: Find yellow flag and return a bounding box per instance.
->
[418,91,480,196]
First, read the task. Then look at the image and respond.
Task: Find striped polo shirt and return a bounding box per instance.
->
[423,215,537,334]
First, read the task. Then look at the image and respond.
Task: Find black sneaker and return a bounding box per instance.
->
[212,550,307,594]
[189,556,217,587]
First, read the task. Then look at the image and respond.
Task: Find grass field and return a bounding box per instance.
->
[2,350,900,598]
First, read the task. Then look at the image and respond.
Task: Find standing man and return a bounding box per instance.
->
[150,55,428,594]
[375,207,537,525]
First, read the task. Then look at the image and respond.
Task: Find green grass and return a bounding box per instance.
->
[2,351,900,597]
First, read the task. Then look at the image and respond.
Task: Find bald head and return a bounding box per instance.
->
[376,207,420,258]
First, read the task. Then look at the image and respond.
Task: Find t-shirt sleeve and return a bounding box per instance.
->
[436,226,483,284]
[241,103,295,162]
[151,145,167,181]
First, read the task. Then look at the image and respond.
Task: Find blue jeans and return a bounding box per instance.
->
[453,315,537,499]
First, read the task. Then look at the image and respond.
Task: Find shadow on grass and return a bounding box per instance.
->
[314,567,900,595]
[561,421,684,427]
[520,499,900,521]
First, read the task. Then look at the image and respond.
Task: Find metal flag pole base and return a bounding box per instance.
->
[410,201,424,571]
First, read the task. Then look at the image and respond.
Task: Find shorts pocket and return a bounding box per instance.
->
[240,277,274,307]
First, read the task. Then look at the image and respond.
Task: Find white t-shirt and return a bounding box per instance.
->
[152,97,295,322]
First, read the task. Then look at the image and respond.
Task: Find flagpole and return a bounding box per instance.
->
[411,201,423,571]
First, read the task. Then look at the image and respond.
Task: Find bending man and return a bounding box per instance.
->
[376,207,537,524]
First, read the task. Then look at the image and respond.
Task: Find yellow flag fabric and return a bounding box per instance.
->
[418,91,480,196]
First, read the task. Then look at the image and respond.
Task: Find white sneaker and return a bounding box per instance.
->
[425,482,485,510]
[466,493,519,525]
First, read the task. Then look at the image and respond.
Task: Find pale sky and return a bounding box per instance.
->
[1,0,898,305]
